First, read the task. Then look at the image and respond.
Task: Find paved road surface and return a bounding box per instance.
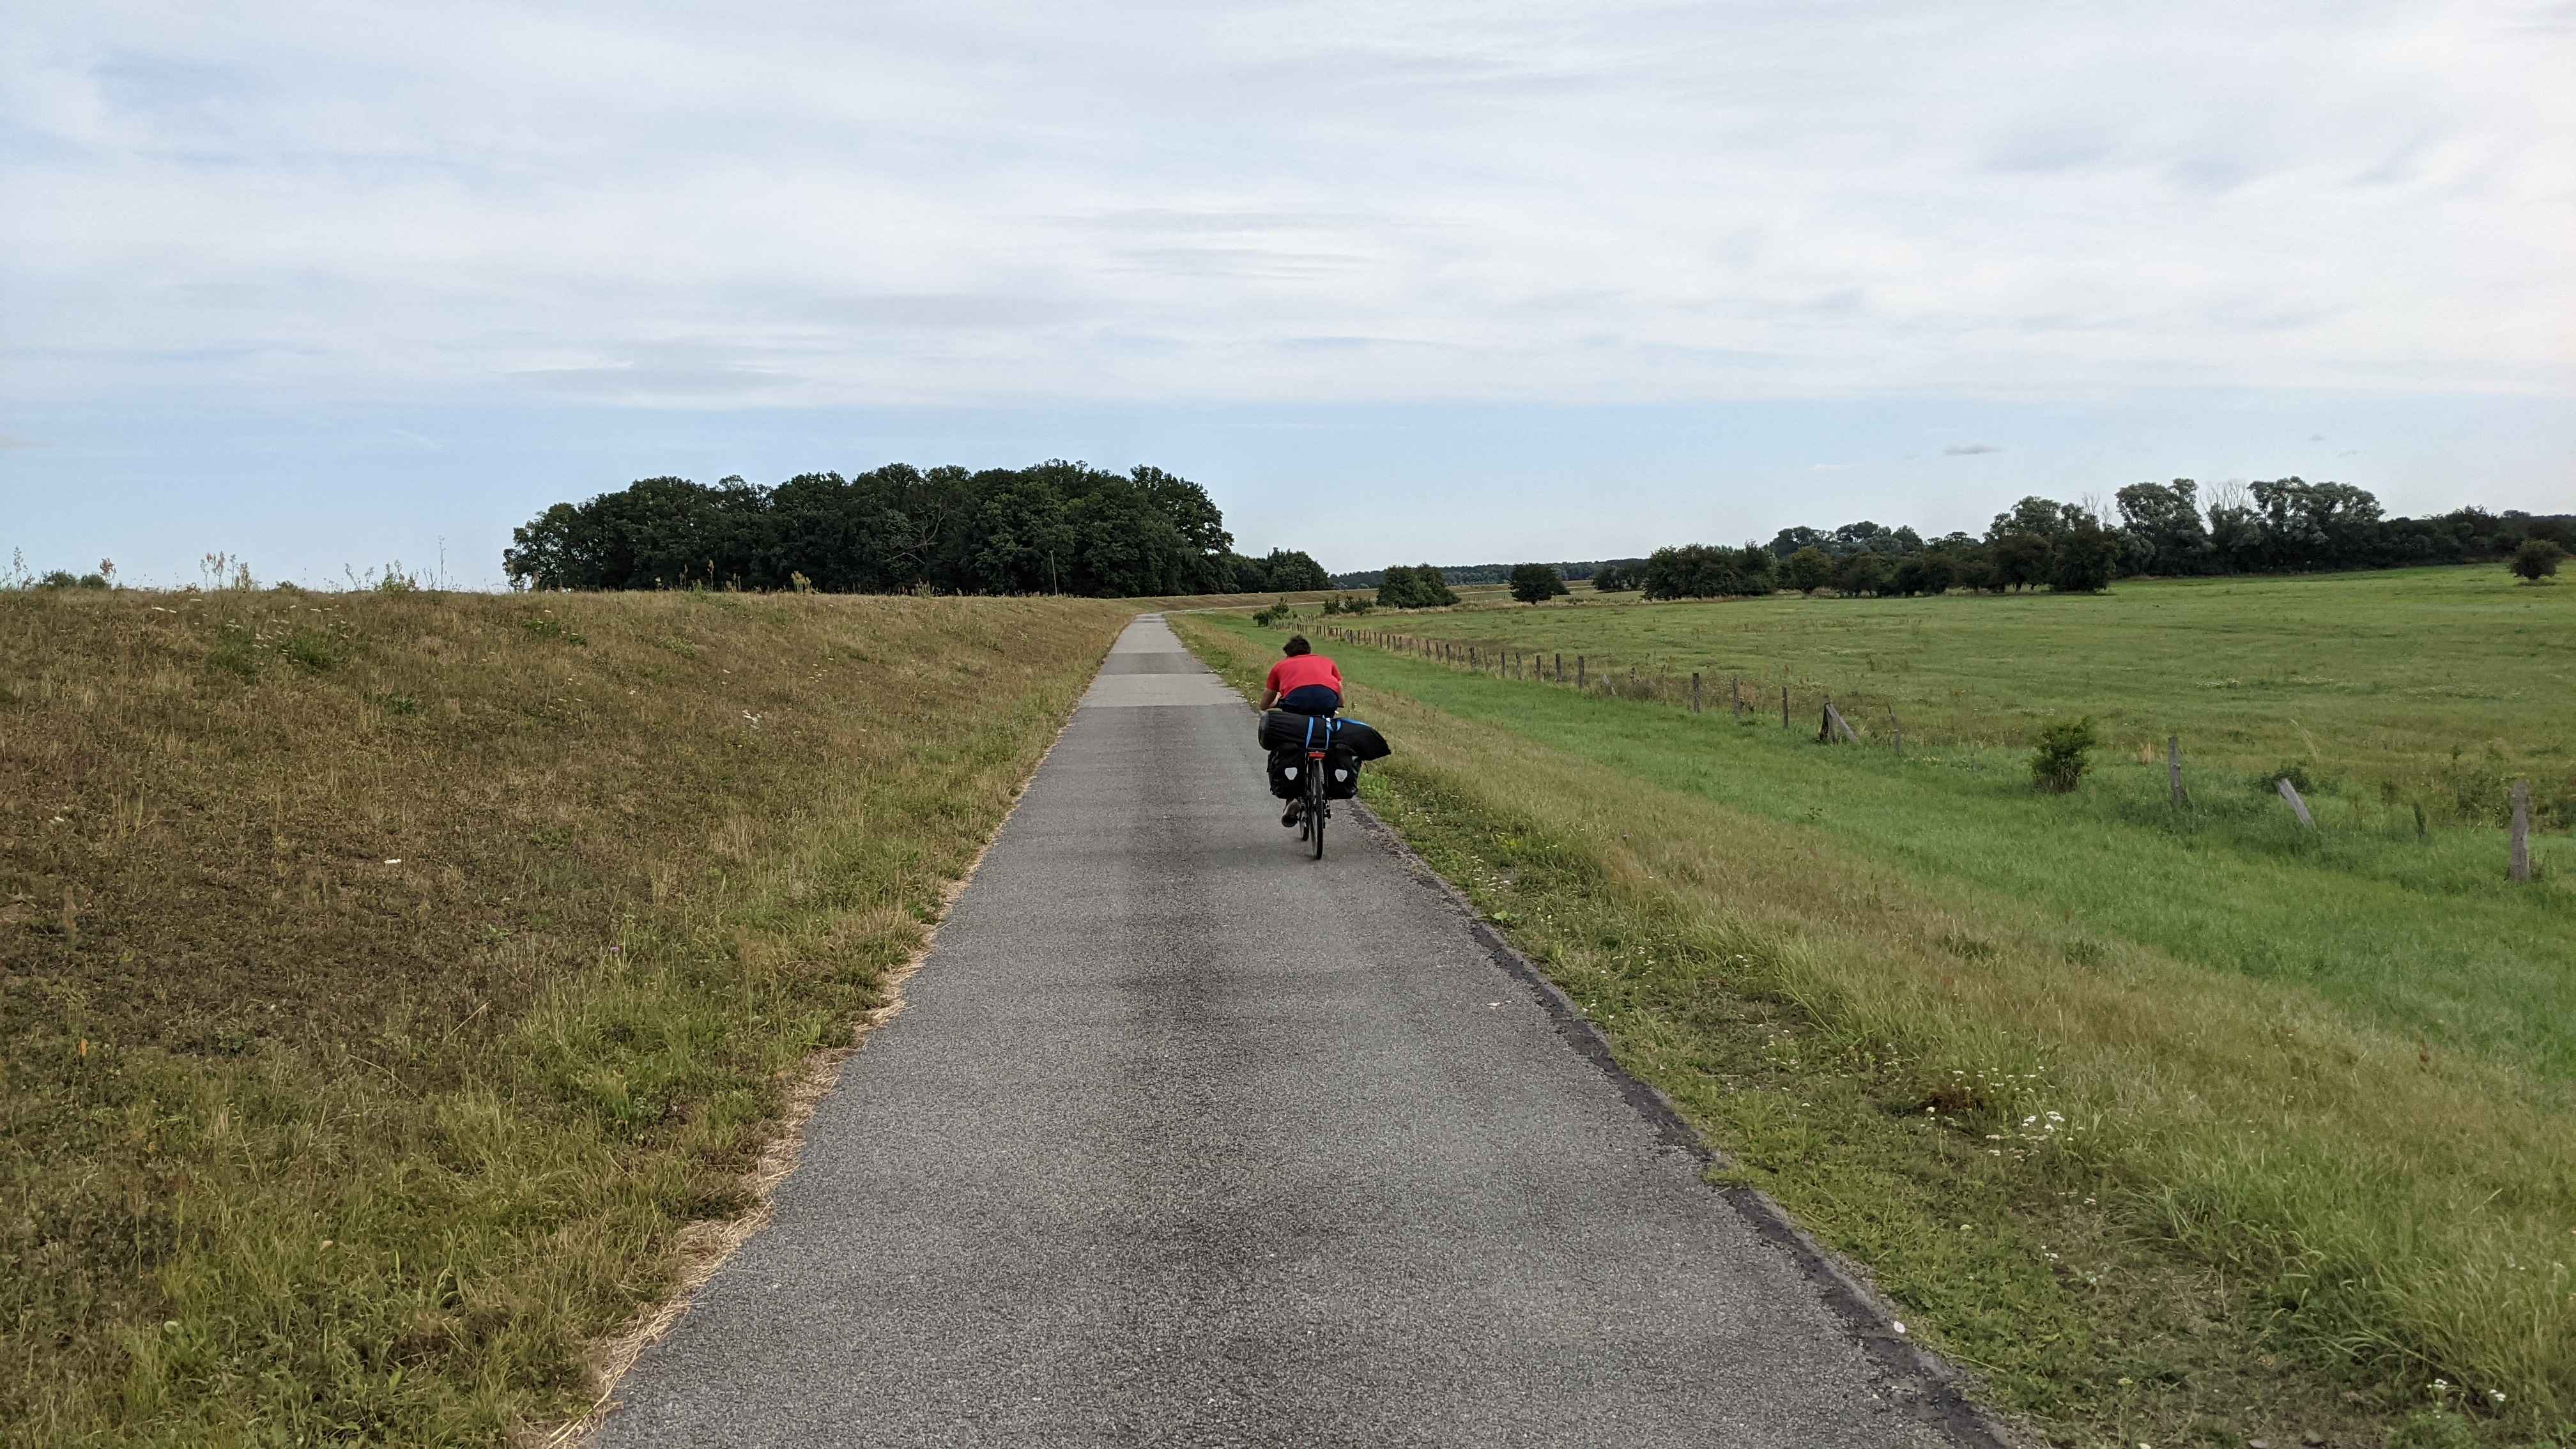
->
[595,616,1970,1448]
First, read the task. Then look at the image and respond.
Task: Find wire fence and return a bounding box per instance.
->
[1319,623,2552,882]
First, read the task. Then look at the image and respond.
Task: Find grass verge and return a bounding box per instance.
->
[1175,610,2575,1449]
[3,586,1132,1443]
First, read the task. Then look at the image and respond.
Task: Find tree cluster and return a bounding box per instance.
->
[1376,565,1459,609]
[1759,482,2566,594]
[1507,562,1570,604]
[1639,543,1777,599]
[503,462,1327,597]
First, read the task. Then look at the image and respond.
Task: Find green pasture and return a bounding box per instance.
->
[1346,566,2574,828]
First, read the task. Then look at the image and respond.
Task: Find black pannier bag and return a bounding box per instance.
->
[1324,749,1362,799]
[1268,746,1363,799]
[1266,747,1306,799]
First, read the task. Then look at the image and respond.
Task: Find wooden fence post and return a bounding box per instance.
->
[1577,656,1586,689]
[2167,735,2187,808]
[1888,705,1901,758]
[2276,778,2315,829]
[2510,779,2531,882]
[1554,652,1563,682]
[1692,673,1701,713]
[1819,695,1833,744]
[1731,676,1744,717]
[1781,685,1790,728]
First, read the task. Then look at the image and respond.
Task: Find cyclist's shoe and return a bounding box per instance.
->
[1281,801,1303,827]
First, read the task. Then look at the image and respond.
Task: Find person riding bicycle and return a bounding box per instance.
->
[1261,634,1343,716]
[1262,636,1342,827]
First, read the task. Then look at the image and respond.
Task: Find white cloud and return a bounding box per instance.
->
[1943,443,2004,456]
[4,0,2572,409]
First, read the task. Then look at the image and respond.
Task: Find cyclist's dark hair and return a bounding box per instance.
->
[1283,635,1311,656]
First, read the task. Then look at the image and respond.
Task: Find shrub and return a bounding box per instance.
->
[77,572,109,590]
[1376,565,1456,609]
[280,631,341,673]
[2509,538,2563,582]
[2266,761,2328,795]
[2029,716,2097,792]
[38,569,78,589]
[1250,603,1296,627]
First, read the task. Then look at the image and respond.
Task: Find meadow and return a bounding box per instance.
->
[1178,567,2575,1449]
[1,585,1133,1443]
[1322,567,2575,831]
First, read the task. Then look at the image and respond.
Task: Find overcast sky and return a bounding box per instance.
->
[6,0,2572,583]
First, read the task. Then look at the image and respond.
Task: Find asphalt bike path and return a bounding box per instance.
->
[594,615,1972,1448]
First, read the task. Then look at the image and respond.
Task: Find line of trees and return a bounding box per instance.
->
[503,463,1330,597]
[1545,483,2564,603]
[1350,482,2566,607]
[1758,481,2567,592]
[1332,558,1644,589]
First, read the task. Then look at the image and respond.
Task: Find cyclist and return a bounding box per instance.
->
[1261,636,1343,827]
[1261,634,1343,715]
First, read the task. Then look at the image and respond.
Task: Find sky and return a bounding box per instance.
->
[4,0,2572,585]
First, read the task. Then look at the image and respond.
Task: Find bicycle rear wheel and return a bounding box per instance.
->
[1308,771,1327,860]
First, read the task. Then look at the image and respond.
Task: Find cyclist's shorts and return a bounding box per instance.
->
[1277,684,1342,716]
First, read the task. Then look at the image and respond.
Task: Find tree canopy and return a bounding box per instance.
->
[1508,562,1570,604]
[504,463,1324,597]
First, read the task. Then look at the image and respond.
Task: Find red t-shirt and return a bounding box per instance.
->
[1266,654,1343,697]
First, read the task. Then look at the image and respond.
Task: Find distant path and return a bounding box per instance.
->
[595,616,1967,1448]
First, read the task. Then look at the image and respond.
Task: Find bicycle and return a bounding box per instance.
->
[1298,746,1330,859]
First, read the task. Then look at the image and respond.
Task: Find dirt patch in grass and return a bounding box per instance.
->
[1,587,1132,1444]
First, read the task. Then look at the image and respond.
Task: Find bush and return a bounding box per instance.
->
[1320,592,1373,615]
[1250,602,1296,627]
[2029,717,2097,792]
[2268,761,2325,795]
[1376,565,1457,609]
[2509,538,2563,582]
[38,569,78,589]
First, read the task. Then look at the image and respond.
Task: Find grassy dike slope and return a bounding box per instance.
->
[2,587,1131,1443]
[1174,611,2574,1449]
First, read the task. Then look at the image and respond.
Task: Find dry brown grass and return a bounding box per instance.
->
[1,585,1132,1444]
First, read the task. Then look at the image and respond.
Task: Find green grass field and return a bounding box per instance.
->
[1179,567,2575,1448]
[1345,567,2575,829]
